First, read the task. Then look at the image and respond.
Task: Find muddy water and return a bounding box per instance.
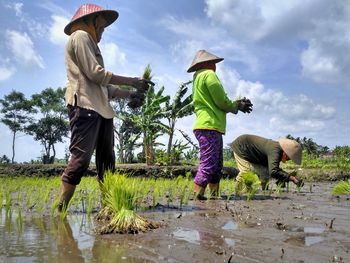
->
[1,182,349,263]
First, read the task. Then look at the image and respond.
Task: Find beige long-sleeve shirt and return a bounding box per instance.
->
[64,30,117,119]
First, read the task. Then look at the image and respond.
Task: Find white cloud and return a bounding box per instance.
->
[205,0,265,41]
[6,30,45,69]
[49,15,69,46]
[204,0,350,88]
[14,2,23,16]
[163,15,259,73]
[5,2,23,16]
[100,42,127,70]
[0,66,15,81]
[219,66,336,135]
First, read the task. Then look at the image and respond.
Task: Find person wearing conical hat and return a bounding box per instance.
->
[188,50,253,200]
[231,134,304,190]
[58,3,149,212]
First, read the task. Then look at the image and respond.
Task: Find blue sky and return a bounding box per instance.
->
[0,0,349,162]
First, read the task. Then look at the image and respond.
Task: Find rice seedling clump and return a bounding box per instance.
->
[332,179,350,195]
[235,171,261,200]
[95,172,160,234]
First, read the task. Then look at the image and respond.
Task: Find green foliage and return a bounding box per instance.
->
[282,152,350,171]
[235,171,261,200]
[286,134,329,156]
[0,155,10,164]
[101,172,138,211]
[155,149,169,166]
[333,146,350,159]
[163,81,193,164]
[97,172,159,234]
[133,69,170,165]
[0,90,34,163]
[26,87,69,164]
[223,146,234,161]
[332,180,350,195]
[182,146,199,163]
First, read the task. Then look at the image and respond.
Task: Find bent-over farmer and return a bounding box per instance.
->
[231,134,303,189]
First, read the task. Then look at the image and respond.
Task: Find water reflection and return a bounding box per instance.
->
[0,210,155,263]
[55,219,85,263]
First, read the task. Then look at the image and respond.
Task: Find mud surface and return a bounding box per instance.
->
[1,182,349,263]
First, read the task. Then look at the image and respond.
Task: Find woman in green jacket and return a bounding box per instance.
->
[187,50,253,199]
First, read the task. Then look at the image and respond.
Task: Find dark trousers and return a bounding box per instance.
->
[62,106,115,185]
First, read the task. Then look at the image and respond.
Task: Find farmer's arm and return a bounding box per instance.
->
[206,71,239,114]
[268,151,302,185]
[268,149,290,182]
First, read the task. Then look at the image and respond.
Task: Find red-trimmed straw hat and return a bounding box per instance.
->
[64,3,119,35]
[187,50,224,73]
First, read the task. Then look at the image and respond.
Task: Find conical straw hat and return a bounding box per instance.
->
[187,50,224,73]
[278,138,302,165]
[64,3,119,35]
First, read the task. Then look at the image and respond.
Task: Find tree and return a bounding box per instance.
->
[0,91,34,163]
[112,87,143,163]
[26,88,69,164]
[133,66,170,165]
[163,80,193,164]
[0,155,10,164]
[286,134,330,156]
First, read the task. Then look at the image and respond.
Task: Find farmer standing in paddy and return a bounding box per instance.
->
[58,3,149,211]
[187,50,253,200]
[231,134,304,189]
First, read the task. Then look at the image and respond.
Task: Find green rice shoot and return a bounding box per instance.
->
[332,179,350,195]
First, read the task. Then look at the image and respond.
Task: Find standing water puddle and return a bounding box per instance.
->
[172,228,201,244]
[304,226,325,246]
[222,220,238,231]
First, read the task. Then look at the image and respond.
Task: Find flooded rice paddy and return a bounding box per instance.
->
[1,182,349,263]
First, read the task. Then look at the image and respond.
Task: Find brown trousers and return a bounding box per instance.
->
[62,106,115,185]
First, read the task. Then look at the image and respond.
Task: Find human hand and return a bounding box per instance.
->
[131,78,155,93]
[237,97,253,113]
[289,173,304,188]
[127,92,145,109]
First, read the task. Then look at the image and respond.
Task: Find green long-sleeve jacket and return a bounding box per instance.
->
[231,134,290,181]
[192,69,239,134]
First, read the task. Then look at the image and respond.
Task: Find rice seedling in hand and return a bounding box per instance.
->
[332,179,350,195]
[96,172,160,234]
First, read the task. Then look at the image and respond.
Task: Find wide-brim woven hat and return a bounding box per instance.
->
[64,3,119,35]
[187,50,224,73]
[278,138,302,165]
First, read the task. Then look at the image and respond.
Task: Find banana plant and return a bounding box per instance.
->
[133,65,170,165]
[163,81,193,165]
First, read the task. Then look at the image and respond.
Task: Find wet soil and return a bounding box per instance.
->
[1,182,349,262]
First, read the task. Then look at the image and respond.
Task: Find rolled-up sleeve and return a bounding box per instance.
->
[72,31,112,86]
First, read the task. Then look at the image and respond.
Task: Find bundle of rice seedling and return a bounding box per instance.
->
[332,179,350,195]
[235,171,261,201]
[96,172,160,234]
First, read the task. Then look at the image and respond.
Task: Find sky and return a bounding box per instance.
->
[0,0,349,163]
